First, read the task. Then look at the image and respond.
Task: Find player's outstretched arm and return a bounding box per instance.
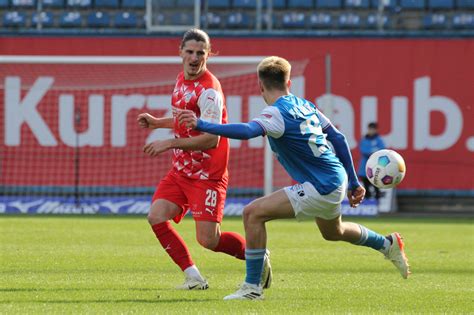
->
[178,110,265,140]
[137,113,174,129]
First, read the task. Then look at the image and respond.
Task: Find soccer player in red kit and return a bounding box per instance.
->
[137,29,271,290]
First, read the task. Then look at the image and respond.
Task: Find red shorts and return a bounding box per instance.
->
[152,171,228,223]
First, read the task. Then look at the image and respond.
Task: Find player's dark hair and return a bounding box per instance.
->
[368,122,378,129]
[257,56,291,91]
[180,28,211,52]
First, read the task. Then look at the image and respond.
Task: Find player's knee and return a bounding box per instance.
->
[242,203,261,224]
[147,210,166,225]
[197,234,219,250]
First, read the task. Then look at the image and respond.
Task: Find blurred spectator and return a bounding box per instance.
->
[358,122,386,200]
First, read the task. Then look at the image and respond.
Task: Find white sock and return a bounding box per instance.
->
[184,265,204,281]
[378,238,392,256]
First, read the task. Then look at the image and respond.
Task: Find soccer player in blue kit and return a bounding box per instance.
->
[178,56,410,300]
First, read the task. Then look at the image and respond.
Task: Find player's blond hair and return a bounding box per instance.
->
[257,56,291,91]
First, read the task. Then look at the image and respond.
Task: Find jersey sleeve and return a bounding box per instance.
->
[316,109,331,130]
[197,88,223,124]
[252,106,285,139]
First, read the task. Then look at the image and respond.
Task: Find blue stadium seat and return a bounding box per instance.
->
[338,12,362,28]
[87,11,110,27]
[281,12,306,28]
[371,0,397,9]
[122,0,144,8]
[423,13,448,28]
[262,11,277,28]
[428,0,454,9]
[208,0,230,8]
[43,0,64,7]
[264,0,285,8]
[67,0,91,8]
[171,12,193,25]
[114,11,137,27]
[32,11,54,27]
[201,12,223,28]
[158,0,174,7]
[457,0,474,8]
[176,0,193,6]
[226,12,251,28]
[233,0,256,8]
[59,11,82,26]
[308,12,332,28]
[400,0,425,9]
[95,0,118,8]
[11,0,34,7]
[366,13,390,28]
[345,0,370,9]
[3,11,27,27]
[288,0,314,8]
[0,0,9,7]
[452,13,474,28]
[317,0,342,9]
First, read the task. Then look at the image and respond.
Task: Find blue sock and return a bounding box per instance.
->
[245,249,266,285]
[354,224,389,252]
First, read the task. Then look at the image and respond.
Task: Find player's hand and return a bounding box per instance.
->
[143,140,171,157]
[347,185,366,208]
[137,113,158,129]
[177,110,198,129]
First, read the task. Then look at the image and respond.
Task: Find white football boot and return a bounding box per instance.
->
[176,276,209,290]
[261,249,273,289]
[385,232,411,279]
[224,282,264,300]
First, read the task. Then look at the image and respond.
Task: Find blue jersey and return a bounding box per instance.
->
[253,94,346,195]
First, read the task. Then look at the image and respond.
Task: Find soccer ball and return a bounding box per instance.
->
[365,149,406,189]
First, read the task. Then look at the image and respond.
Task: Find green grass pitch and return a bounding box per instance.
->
[1,216,473,314]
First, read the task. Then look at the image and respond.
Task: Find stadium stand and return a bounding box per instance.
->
[59,11,82,26]
[317,0,343,9]
[32,11,54,26]
[43,0,64,7]
[1,0,473,31]
[338,12,363,28]
[114,11,138,27]
[345,0,370,9]
[287,0,313,9]
[457,0,474,8]
[400,0,425,9]
[3,11,27,27]
[95,0,119,8]
[226,11,252,28]
[121,0,144,9]
[281,11,306,28]
[366,13,391,28]
[428,0,454,9]
[371,0,397,9]
[87,11,110,27]
[308,12,333,29]
[207,0,230,8]
[423,12,448,28]
[452,12,474,28]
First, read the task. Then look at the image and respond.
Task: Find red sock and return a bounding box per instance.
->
[151,222,194,271]
[213,231,246,260]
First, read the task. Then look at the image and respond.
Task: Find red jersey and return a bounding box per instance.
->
[171,70,229,180]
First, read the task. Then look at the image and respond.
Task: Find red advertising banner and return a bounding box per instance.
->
[1,37,473,190]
